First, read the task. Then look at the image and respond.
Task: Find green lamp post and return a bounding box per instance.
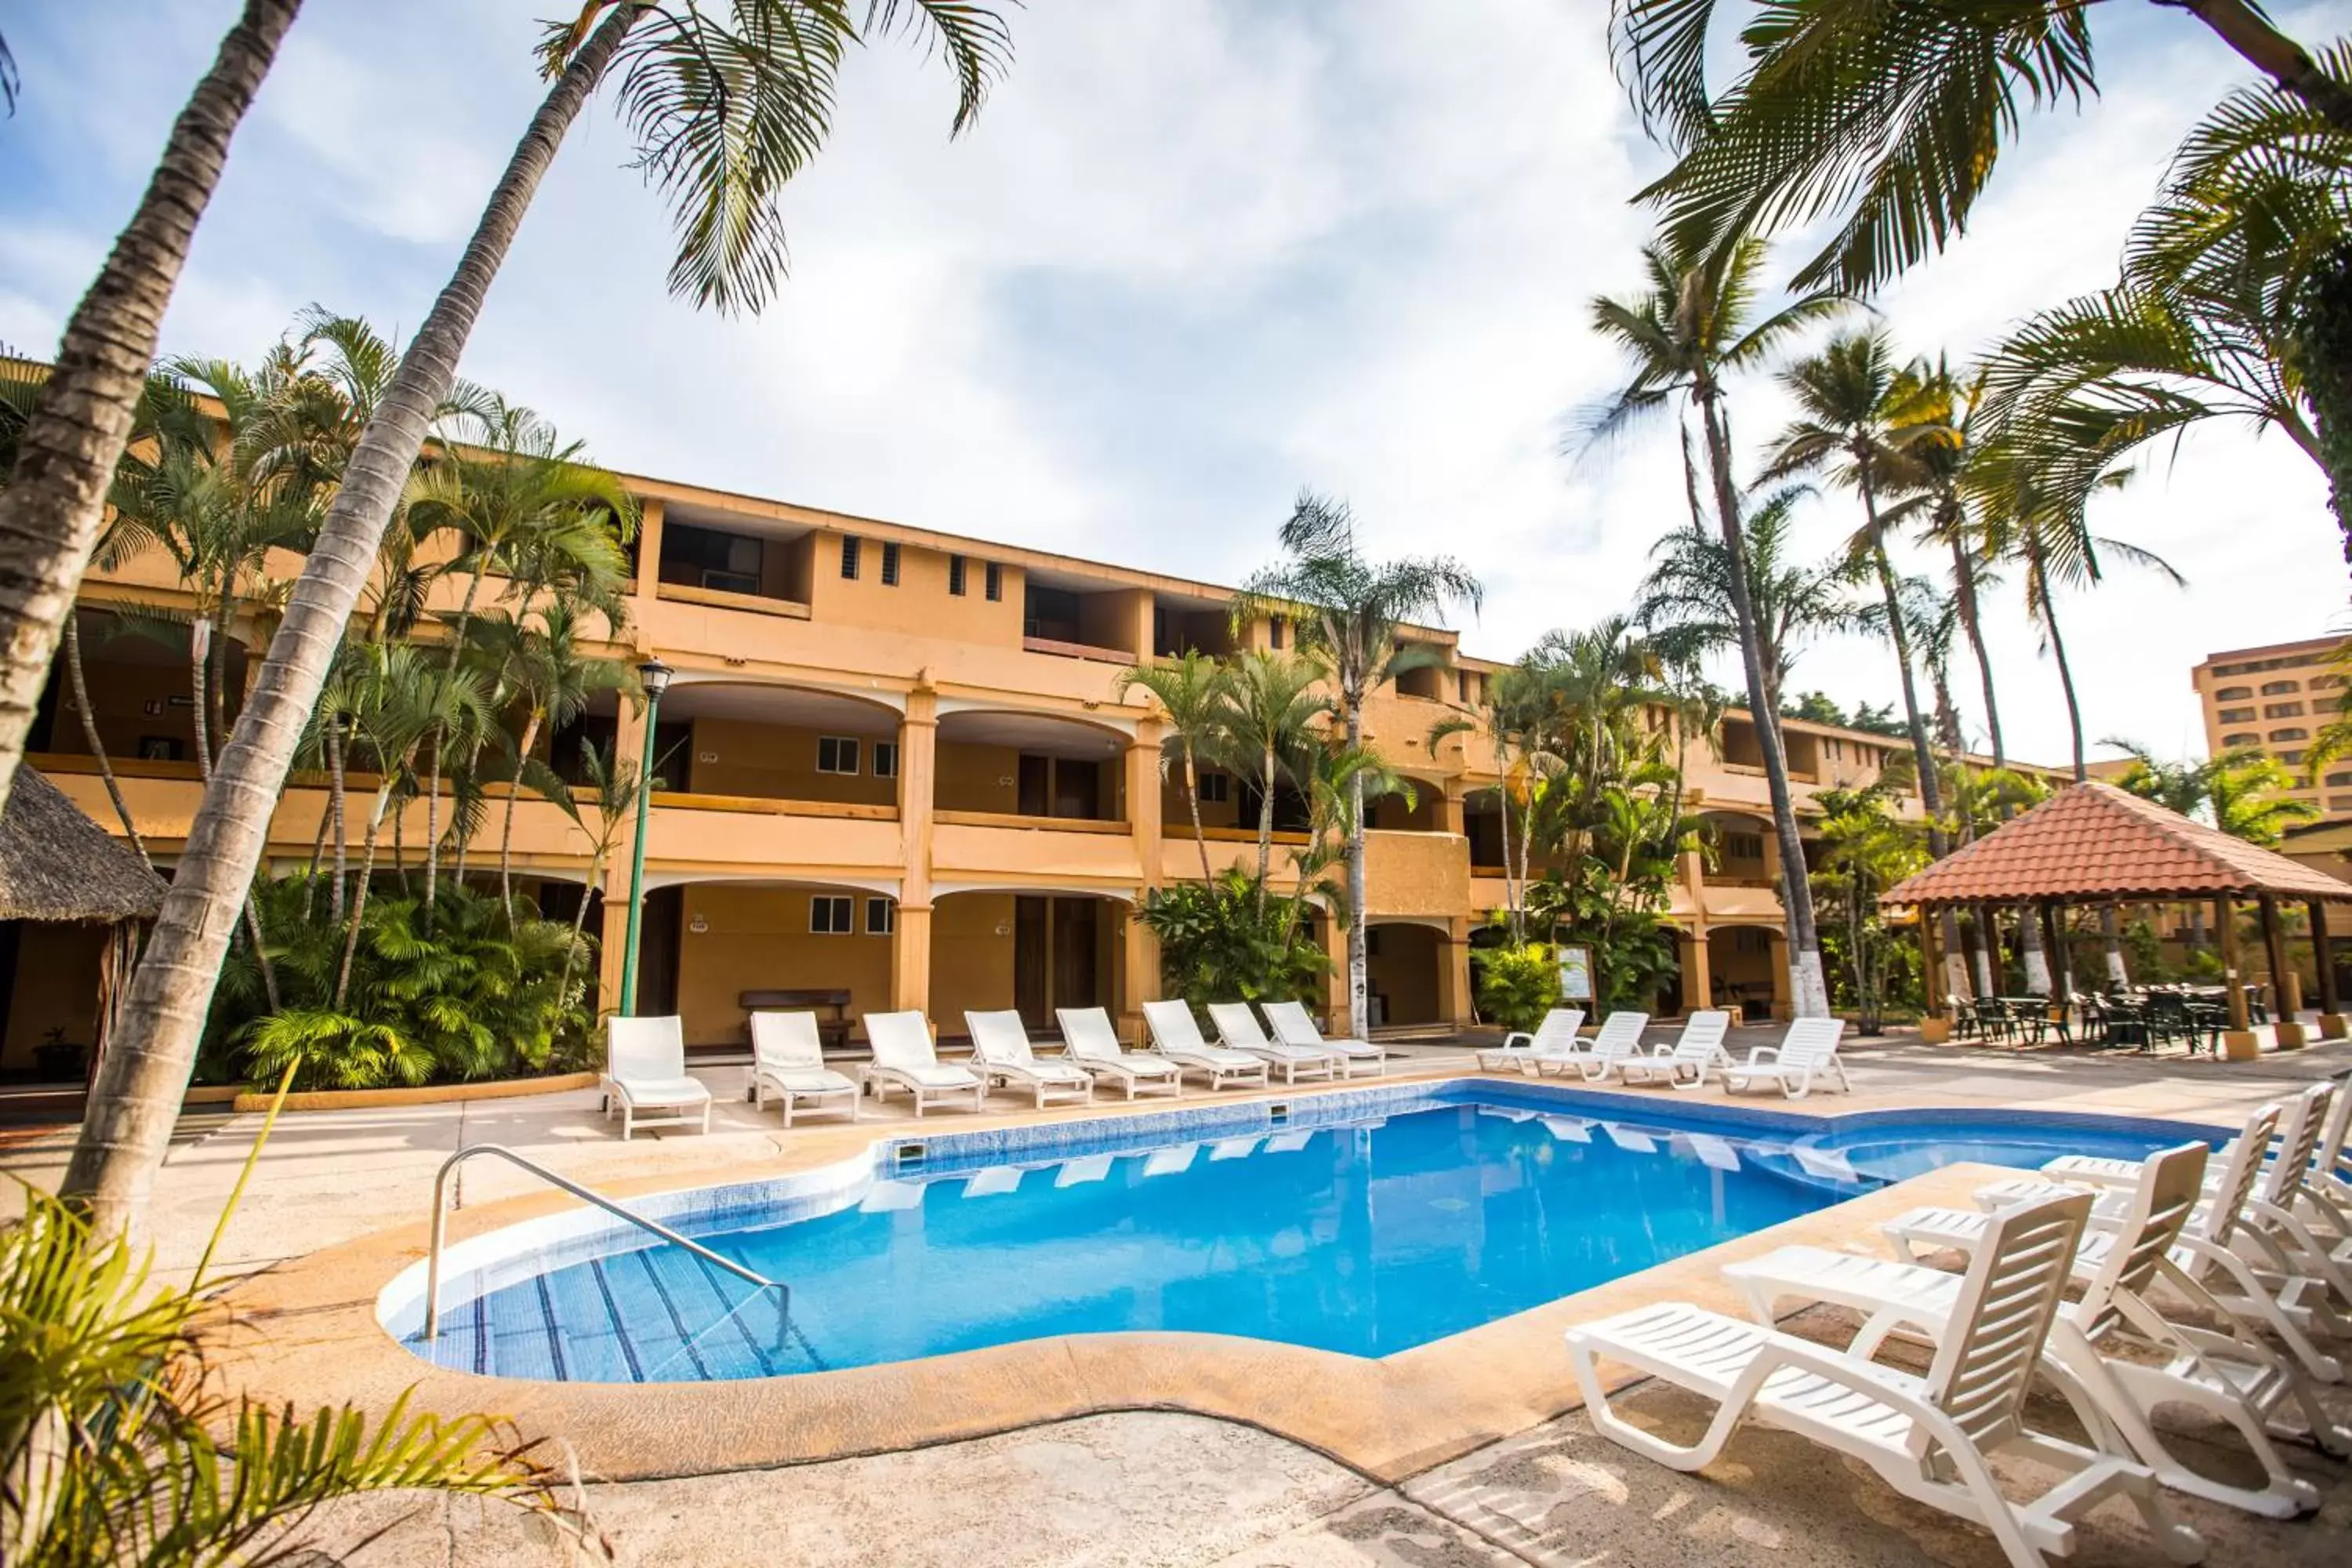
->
[616,657,673,1015]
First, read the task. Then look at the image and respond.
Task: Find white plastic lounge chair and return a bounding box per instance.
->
[1732,1141,2342,1519]
[860,1011,985,1117]
[1206,1002,1339,1084]
[1054,1007,1184,1100]
[966,1009,1094,1109]
[1142,1000,1271,1091]
[1573,1011,1655,1083]
[1896,1098,2352,1386]
[1721,1017,1850,1098]
[1473,1007,1584,1075]
[746,1011,859,1127]
[1261,1000,1388,1077]
[601,1015,712,1140]
[1614,1009,1733,1089]
[1566,1189,2203,1568]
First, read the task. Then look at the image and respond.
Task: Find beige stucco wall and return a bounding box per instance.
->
[669,883,894,1048]
[688,717,896,806]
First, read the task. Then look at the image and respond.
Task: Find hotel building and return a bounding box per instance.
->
[2192,636,2349,820]
[7,465,1980,1070]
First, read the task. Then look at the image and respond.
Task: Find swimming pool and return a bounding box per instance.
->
[387,1083,2213,1383]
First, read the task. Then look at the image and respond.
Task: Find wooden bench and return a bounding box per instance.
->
[738,989,855,1054]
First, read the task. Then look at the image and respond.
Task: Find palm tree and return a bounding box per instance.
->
[2109,741,2319,847]
[547,735,641,1014]
[1893,359,2013,768]
[472,604,638,915]
[1607,1,2352,296]
[1236,492,1482,1035]
[1581,235,1848,1018]
[1116,652,1232,884]
[1635,483,1860,717]
[67,1,1015,1241]
[1212,651,1330,893]
[401,397,636,916]
[1977,49,2352,564]
[0,0,299,820]
[1428,662,1547,942]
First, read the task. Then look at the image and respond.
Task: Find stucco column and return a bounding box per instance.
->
[1438,916,1474,1026]
[1117,906,1158,1046]
[630,497,666,648]
[1323,913,1352,1036]
[596,691,654,1011]
[1680,926,1711,1019]
[1440,777,1466,836]
[892,686,938,1016]
[1127,717,1163,890]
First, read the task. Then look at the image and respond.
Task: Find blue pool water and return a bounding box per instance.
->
[397,1091,2205,1382]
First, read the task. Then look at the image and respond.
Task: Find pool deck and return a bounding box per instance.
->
[8,1024,2351,1565]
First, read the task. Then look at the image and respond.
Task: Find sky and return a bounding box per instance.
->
[2,1,2343,770]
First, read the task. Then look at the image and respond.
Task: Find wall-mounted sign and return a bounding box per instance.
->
[143,699,165,717]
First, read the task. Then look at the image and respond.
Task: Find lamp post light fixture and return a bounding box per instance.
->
[617,658,675,1016]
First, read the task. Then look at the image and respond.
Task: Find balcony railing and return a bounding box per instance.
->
[1021,634,1134,664]
[652,581,812,619]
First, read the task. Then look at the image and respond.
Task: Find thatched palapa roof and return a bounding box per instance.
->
[0,768,165,923]
[1882,781,2352,910]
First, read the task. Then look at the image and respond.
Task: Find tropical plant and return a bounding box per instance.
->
[1976,47,2352,560]
[1116,652,1232,883]
[212,875,594,1091]
[0,0,299,819]
[1809,783,1928,1033]
[1472,941,1562,1035]
[1210,650,1329,892]
[1139,868,1330,1011]
[1579,233,1847,1017]
[1890,358,2012,766]
[1606,1,2352,297]
[1637,481,1860,717]
[2107,741,2319,847]
[544,735,642,1014]
[1236,492,1481,1036]
[0,1187,564,1566]
[1428,660,1552,942]
[70,0,1017,1243]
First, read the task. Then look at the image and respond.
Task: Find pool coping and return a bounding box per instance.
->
[198,1076,2225,1486]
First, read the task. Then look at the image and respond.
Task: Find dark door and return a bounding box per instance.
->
[634,885,682,1019]
[1052,898,1099,1013]
[1017,754,1051,816]
[1053,759,1100,820]
[1014,895,1051,1026]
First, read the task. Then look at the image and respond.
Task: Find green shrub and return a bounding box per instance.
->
[1141,868,1329,1010]
[208,875,595,1091]
[1474,942,1561,1034]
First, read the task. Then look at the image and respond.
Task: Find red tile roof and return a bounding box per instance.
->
[1882,782,2352,907]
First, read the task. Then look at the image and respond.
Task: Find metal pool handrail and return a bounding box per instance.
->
[423,1143,787,1340]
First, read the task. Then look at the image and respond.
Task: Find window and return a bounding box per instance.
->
[2261,679,2301,695]
[949,554,967,596]
[2314,674,2348,691]
[985,561,1003,601]
[1723,831,1765,861]
[2332,794,2352,811]
[840,535,862,579]
[2269,728,2308,742]
[811,895,854,935]
[660,521,763,594]
[2223,732,2259,746]
[880,541,901,586]
[2327,771,2352,787]
[1457,670,1472,703]
[872,740,899,778]
[1269,615,1285,650]
[2218,707,2256,724]
[2214,685,2252,700]
[2265,702,2305,718]
[2281,749,2308,764]
[1365,927,1381,957]
[1197,771,1230,804]
[866,897,895,935]
[817,735,862,774]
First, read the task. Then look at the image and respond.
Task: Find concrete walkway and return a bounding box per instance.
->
[8,1029,2349,1565]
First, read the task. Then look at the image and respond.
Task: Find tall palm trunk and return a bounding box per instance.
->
[498,707,543,914]
[64,617,149,867]
[554,854,605,1013]
[2030,540,2125,984]
[327,717,347,927]
[1255,742,1277,890]
[1946,528,2046,990]
[1180,744,1214,883]
[336,783,394,1008]
[1693,393,1830,1016]
[2183,0,2352,132]
[63,7,642,1243]
[422,571,490,924]
[0,0,300,820]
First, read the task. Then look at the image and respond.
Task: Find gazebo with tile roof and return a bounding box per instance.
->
[1882,781,2352,1047]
